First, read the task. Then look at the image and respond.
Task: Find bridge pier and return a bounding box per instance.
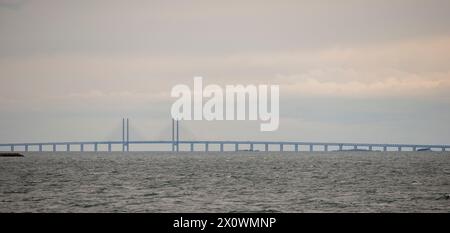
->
[3,141,449,154]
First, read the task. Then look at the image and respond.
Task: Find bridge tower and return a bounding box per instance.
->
[122,118,130,152]
[172,119,180,152]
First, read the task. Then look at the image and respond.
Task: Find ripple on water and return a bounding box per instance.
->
[0,152,449,212]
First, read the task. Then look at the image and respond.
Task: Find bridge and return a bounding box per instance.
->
[1,118,449,152]
[1,140,449,152]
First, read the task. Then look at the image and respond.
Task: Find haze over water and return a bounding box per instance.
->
[1,152,449,212]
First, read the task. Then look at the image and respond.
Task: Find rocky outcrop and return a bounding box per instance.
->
[0,153,24,157]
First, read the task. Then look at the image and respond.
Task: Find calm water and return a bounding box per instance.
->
[1,152,449,212]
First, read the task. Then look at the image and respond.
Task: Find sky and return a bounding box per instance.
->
[1,0,450,144]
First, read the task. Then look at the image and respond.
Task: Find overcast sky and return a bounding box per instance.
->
[1,0,450,145]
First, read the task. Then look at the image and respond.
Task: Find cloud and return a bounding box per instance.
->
[0,0,27,10]
[2,36,449,108]
[280,71,450,98]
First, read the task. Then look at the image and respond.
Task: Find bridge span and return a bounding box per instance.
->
[1,140,449,152]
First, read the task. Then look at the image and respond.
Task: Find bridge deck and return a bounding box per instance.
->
[0,140,449,152]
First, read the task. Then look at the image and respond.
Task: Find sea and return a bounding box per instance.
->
[1,152,449,212]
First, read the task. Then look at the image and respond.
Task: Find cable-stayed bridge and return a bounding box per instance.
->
[1,119,449,152]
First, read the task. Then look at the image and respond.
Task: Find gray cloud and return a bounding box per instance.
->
[0,0,28,10]
[1,0,450,144]
[1,0,450,56]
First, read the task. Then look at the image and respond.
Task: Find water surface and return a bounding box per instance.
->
[1,152,449,212]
